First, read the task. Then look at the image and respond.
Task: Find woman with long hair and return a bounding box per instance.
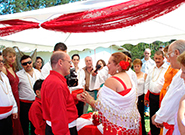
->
[2,47,24,135]
[82,52,141,135]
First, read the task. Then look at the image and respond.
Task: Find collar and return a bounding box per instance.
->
[155,62,168,69]
[8,64,13,67]
[35,96,41,104]
[50,70,66,81]
[84,66,93,73]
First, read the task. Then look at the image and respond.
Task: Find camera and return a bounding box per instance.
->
[66,68,78,87]
[94,64,102,73]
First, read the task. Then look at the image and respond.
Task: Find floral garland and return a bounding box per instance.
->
[119,60,129,70]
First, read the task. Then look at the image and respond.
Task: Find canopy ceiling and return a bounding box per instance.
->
[0,0,185,52]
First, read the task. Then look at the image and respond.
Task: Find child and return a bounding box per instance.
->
[29,79,46,135]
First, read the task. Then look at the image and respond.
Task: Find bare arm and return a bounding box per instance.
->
[177,95,185,134]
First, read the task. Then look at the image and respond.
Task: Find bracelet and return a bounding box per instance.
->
[89,98,94,106]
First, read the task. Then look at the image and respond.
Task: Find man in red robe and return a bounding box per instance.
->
[41,51,83,135]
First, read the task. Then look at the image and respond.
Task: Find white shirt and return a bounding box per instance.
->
[141,57,155,74]
[40,62,51,79]
[69,68,85,93]
[92,66,111,90]
[154,70,185,134]
[137,73,145,96]
[145,62,168,94]
[126,68,138,87]
[17,68,41,101]
[0,72,17,120]
[89,66,138,90]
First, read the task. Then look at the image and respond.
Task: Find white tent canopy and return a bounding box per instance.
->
[0,0,185,52]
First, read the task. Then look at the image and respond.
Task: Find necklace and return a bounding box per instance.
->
[152,67,163,82]
[0,79,9,95]
[25,70,37,89]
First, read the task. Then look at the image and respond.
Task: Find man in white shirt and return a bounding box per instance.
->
[152,40,185,135]
[141,48,156,74]
[141,48,155,117]
[82,56,96,114]
[41,42,67,79]
[17,55,41,135]
[0,52,18,135]
[144,50,169,135]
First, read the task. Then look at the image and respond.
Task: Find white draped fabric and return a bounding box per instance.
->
[95,79,140,133]
[155,70,185,134]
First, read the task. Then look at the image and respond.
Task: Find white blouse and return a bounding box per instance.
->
[137,73,145,96]
[0,72,17,120]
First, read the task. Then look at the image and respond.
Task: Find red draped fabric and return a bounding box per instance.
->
[0,0,185,36]
[41,0,185,33]
[0,20,39,36]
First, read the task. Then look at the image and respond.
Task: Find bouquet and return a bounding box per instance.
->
[92,111,101,126]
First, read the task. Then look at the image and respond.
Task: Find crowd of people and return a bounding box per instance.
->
[0,40,185,135]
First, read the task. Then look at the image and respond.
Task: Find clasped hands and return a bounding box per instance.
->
[77,91,94,105]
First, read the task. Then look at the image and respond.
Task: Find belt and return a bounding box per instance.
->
[46,120,76,128]
[85,89,94,92]
[0,105,13,114]
[150,91,160,95]
[20,99,34,103]
[163,122,174,135]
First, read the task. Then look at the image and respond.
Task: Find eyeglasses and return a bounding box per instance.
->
[61,59,72,65]
[166,51,175,58]
[0,60,4,64]
[21,61,32,66]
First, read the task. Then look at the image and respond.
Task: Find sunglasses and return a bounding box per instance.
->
[21,61,32,66]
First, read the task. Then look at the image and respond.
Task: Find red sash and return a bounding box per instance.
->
[0,105,13,114]
[163,122,174,135]
[145,90,160,102]
[72,89,83,94]
[20,99,34,103]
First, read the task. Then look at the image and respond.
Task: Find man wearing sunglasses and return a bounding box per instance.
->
[16,55,41,135]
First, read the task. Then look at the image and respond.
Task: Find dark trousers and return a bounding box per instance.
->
[46,124,78,135]
[149,93,160,135]
[137,94,146,135]
[20,101,35,135]
[0,116,12,135]
[76,101,84,117]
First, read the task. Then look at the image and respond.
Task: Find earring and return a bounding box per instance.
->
[116,70,119,73]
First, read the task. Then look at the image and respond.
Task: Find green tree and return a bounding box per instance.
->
[0,0,81,15]
[122,40,174,62]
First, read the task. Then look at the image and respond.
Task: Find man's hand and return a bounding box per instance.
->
[144,100,149,107]
[12,113,18,119]
[77,93,84,102]
[92,70,98,76]
[152,114,163,128]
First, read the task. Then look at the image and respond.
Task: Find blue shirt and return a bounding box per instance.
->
[141,57,155,74]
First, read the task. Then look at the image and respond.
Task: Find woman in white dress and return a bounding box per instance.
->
[133,59,147,135]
